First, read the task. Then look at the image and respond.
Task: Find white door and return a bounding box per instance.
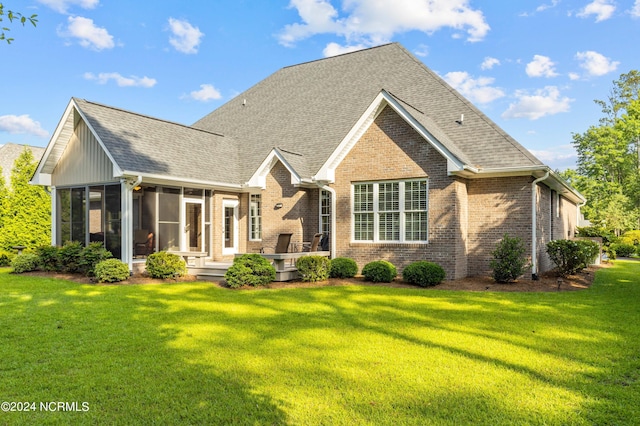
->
[182,199,204,252]
[222,199,239,255]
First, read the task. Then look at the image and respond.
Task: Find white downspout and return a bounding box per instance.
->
[531,171,550,280]
[320,184,337,257]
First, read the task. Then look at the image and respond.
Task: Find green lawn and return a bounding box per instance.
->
[1,261,639,425]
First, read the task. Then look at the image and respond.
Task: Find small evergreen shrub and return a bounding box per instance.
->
[94,259,130,283]
[35,245,61,272]
[296,256,330,282]
[11,253,40,273]
[362,260,397,283]
[490,234,529,283]
[609,243,636,258]
[0,251,13,267]
[146,251,187,279]
[402,261,446,287]
[224,254,275,288]
[546,239,599,277]
[619,230,640,247]
[80,242,113,276]
[329,257,358,278]
[59,241,83,273]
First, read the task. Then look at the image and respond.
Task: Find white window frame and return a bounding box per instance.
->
[351,179,428,243]
[249,193,262,241]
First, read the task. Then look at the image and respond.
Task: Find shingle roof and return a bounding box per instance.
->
[194,42,542,183]
[73,99,241,185]
[0,143,45,183]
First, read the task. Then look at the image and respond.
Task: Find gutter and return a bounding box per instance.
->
[531,171,550,280]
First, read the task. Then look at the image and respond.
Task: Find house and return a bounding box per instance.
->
[1,143,45,183]
[31,43,584,279]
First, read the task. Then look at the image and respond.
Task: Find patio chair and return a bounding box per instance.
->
[134,229,154,257]
[260,233,293,254]
[302,233,323,252]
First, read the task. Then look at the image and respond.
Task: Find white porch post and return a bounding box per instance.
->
[50,186,57,246]
[121,180,133,271]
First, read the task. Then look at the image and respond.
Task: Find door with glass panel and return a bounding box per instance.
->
[182,199,204,252]
[222,199,239,255]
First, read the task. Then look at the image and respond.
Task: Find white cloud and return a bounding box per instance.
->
[631,0,640,17]
[60,16,114,50]
[575,50,619,76]
[443,71,505,104]
[0,115,49,138]
[502,86,573,120]
[526,55,558,78]
[168,18,204,54]
[577,0,616,22]
[84,72,157,88]
[480,56,500,70]
[414,44,429,57]
[529,144,577,170]
[187,84,222,102]
[322,42,368,57]
[37,0,98,14]
[278,0,490,52]
[536,0,560,13]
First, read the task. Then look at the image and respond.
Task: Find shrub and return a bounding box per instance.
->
[362,260,397,283]
[490,234,529,283]
[576,226,615,246]
[80,242,113,276]
[296,256,331,282]
[35,245,61,272]
[329,257,358,278]
[11,253,40,273]
[609,242,636,258]
[59,241,83,273]
[402,261,446,287]
[146,251,187,279]
[0,251,13,267]
[224,254,275,288]
[546,239,599,277]
[619,230,640,247]
[94,259,130,283]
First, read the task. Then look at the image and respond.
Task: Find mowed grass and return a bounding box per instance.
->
[1,261,639,425]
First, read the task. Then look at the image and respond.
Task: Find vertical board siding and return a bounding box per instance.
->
[52,120,117,186]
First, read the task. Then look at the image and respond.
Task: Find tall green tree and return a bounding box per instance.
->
[0,3,38,44]
[567,70,640,234]
[0,165,7,230]
[0,149,51,250]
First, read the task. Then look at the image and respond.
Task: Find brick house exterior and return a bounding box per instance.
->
[32,43,584,279]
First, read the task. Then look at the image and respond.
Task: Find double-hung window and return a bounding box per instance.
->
[249,194,262,240]
[352,179,428,243]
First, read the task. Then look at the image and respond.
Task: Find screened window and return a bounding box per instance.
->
[249,194,262,241]
[352,179,428,243]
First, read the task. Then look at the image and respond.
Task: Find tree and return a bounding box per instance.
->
[0,3,38,44]
[567,70,640,233]
[0,148,51,250]
[0,165,7,230]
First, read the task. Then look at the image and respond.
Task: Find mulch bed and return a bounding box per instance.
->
[20,264,604,292]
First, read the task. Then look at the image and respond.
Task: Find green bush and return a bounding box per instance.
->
[146,251,187,279]
[0,251,13,267]
[362,260,397,283]
[224,254,275,288]
[546,239,599,277]
[35,245,61,272]
[609,242,636,258]
[402,261,446,287]
[59,241,83,273]
[11,253,40,273]
[80,242,113,276]
[329,257,358,278]
[94,259,130,283]
[576,226,615,246]
[489,234,529,283]
[296,256,331,282]
[619,230,640,247]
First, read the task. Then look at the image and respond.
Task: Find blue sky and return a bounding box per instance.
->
[1,0,639,170]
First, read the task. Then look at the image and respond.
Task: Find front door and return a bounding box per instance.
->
[182,199,203,252]
[222,199,239,255]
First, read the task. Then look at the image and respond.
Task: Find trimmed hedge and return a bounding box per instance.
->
[146,251,187,279]
[489,234,529,283]
[546,239,599,276]
[36,245,61,272]
[59,241,83,273]
[296,256,330,282]
[609,243,636,258]
[11,253,40,273]
[94,259,130,283]
[402,261,445,287]
[329,257,358,278]
[80,242,113,276]
[362,260,397,283]
[224,254,275,288]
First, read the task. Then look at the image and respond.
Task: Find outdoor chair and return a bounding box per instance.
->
[134,229,154,257]
[260,233,293,254]
[302,233,323,252]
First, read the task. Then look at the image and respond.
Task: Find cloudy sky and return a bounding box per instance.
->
[1,0,638,170]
